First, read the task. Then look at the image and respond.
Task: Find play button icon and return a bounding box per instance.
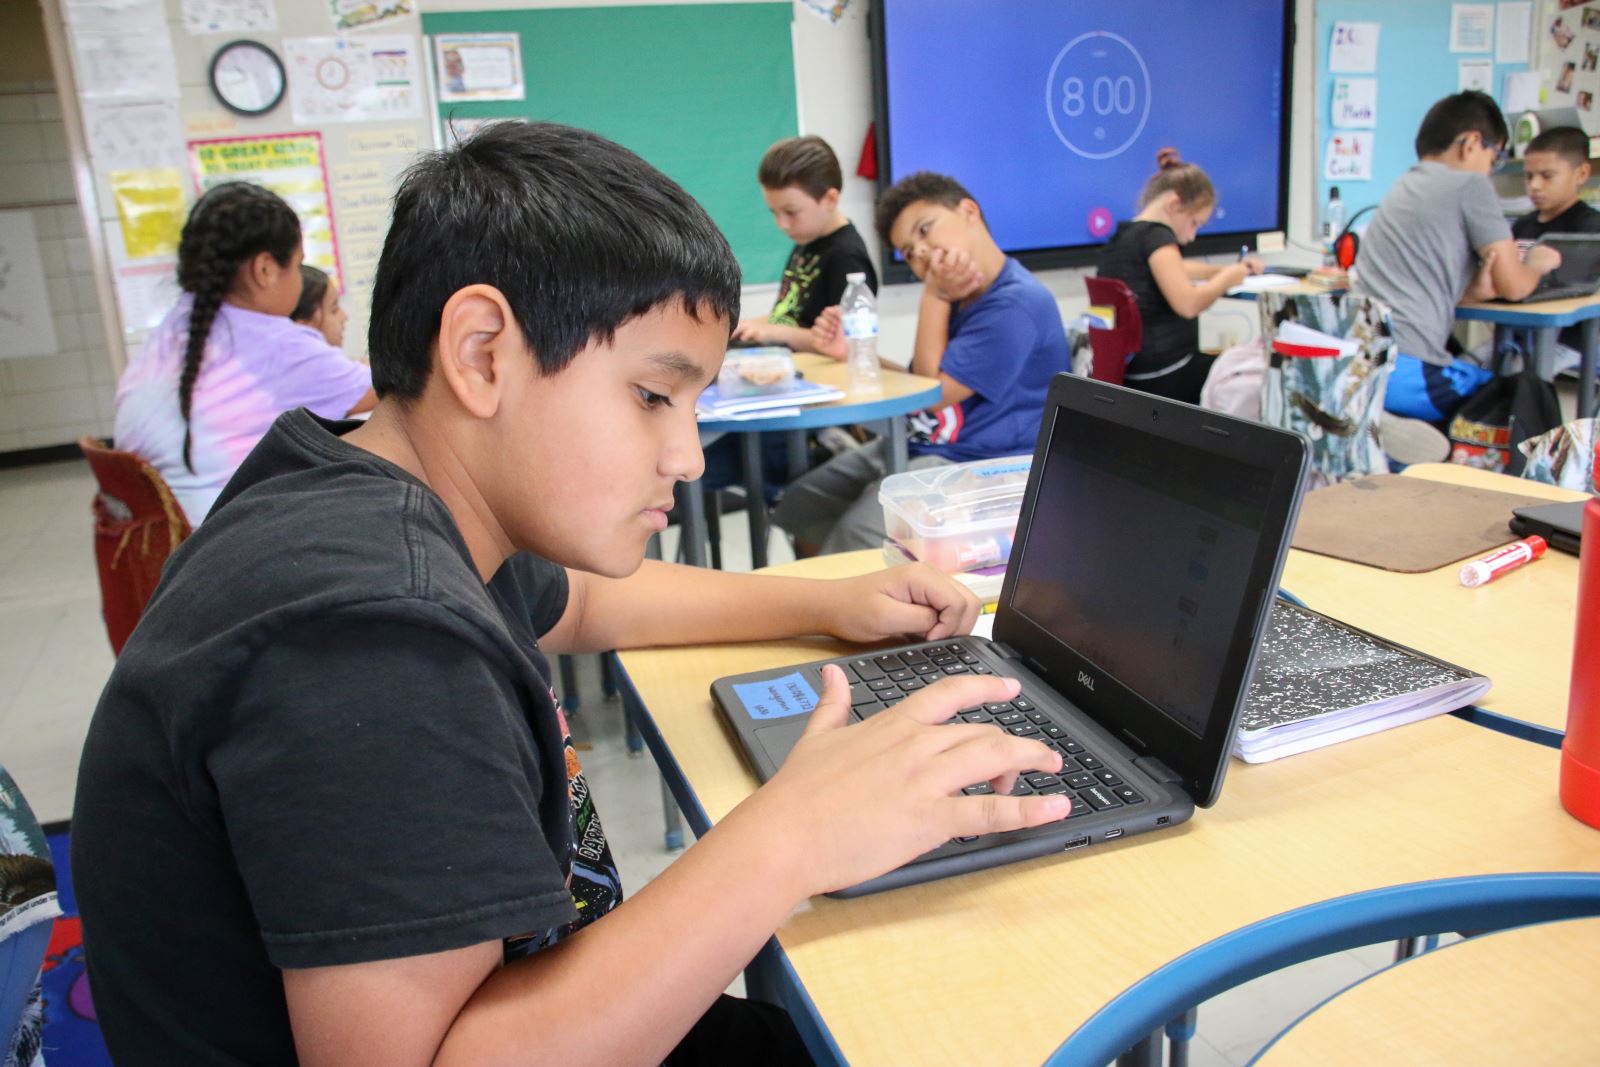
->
[1087,207,1114,239]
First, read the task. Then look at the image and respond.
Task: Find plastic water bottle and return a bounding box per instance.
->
[840,272,882,396]
[1321,186,1345,264]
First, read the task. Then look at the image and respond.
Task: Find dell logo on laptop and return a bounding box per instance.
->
[1077,670,1095,691]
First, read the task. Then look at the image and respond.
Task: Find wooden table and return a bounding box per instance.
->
[1456,291,1600,420]
[1282,464,1588,735]
[684,353,941,568]
[1257,917,1600,1064]
[615,550,1600,1067]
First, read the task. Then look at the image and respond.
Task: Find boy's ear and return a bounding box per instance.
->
[821,187,841,212]
[434,284,519,420]
[958,197,983,224]
[1578,160,1593,183]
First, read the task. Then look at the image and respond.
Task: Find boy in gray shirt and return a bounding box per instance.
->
[1354,91,1560,424]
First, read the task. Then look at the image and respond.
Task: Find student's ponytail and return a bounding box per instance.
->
[1137,147,1216,213]
[173,182,301,472]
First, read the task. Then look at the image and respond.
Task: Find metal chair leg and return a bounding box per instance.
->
[557,654,580,713]
[661,775,685,851]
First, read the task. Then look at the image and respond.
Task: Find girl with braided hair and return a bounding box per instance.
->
[113,182,374,524]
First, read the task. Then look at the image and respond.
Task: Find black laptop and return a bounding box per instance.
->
[1512,233,1600,303]
[1510,499,1586,555]
[710,375,1310,896]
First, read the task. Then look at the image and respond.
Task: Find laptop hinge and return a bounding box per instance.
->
[990,642,1022,660]
[1131,756,1182,785]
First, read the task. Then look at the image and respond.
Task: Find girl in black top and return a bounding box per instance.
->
[1096,149,1263,403]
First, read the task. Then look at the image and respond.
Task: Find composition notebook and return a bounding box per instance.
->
[1233,600,1491,763]
[695,378,844,420]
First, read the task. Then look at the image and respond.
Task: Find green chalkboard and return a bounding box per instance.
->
[421,3,798,284]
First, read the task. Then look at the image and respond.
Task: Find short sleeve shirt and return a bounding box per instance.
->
[114,296,373,525]
[907,257,1071,463]
[1353,161,1512,365]
[1511,199,1600,240]
[71,410,619,1064]
[1095,220,1198,375]
[768,222,877,329]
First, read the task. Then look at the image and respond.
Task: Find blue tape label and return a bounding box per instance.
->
[733,672,819,719]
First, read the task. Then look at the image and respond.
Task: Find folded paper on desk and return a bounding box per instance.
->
[1233,600,1490,763]
[695,378,844,419]
[1227,273,1301,295]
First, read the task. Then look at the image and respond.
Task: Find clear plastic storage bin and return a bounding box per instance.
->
[717,348,795,398]
[878,455,1031,573]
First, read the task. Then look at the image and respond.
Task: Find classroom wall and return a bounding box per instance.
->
[0,0,117,452]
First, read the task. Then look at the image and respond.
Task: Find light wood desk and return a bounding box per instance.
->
[687,353,940,568]
[1282,464,1588,734]
[615,550,1600,1067]
[1456,291,1600,420]
[1257,917,1600,1064]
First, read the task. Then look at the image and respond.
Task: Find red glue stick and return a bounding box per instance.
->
[1458,536,1547,587]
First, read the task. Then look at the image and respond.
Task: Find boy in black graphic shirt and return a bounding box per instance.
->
[733,135,877,352]
[72,122,1069,1066]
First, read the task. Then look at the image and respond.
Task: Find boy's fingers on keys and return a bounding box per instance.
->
[933,731,1061,792]
[801,664,854,737]
[894,675,1021,726]
[944,793,1072,839]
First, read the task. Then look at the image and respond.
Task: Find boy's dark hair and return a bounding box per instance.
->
[874,171,980,246]
[290,264,331,325]
[757,135,843,200]
[1414,91,1509,158]
[175,182,300,472]
[1526,125,1592,166]
[369,121,741,400]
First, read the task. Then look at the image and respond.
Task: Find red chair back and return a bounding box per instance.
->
[77,437,192,655]
[1083,276,1144,386]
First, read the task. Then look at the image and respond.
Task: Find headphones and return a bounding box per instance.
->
[1330,204,1378,270]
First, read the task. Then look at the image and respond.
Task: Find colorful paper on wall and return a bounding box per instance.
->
[189,133,340,287]
[1450,4,1495,53]
[434,33,524,102]
[0,211,60,360]
[102,220,180,339]
[110,167,187,259]
[1329,21,1379,74]
[329,0,413,32]
[182,0,276,35]
[1331,77,1377,129]
[284,35,420,125]
[1324,132,1374,181]
[798,0,850,25]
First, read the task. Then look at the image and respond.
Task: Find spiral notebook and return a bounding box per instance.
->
[1233,600,1491,763]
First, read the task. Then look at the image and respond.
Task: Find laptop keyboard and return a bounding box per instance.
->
[833,641,1147,825]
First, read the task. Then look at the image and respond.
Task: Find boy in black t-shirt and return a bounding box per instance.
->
[72,122,1070,1066]
[1512,126,1600,241]
[732,135,877,352]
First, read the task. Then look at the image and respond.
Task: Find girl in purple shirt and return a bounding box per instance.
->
[114,184,373,524]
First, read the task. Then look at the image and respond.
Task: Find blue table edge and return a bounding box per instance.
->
[696,381,942,434]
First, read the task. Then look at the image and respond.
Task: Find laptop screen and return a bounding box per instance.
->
[1009,405,1275,739]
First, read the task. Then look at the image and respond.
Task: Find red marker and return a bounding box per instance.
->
[1459,536,1547,587]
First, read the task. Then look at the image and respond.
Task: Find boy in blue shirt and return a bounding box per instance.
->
[71,123,1069,1065]
[774,171,1071,555]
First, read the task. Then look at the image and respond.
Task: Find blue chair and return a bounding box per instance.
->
[1044,872,1600,1067]
[0,766,62,1066]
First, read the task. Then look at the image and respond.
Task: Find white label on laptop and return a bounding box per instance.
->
[733,672,819,719]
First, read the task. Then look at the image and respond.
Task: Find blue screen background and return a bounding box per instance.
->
[882,1,1288,253]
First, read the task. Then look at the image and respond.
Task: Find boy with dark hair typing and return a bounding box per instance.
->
[72,122,1071,1066]
[1513,125,1600,241]
[775,171,1070,555]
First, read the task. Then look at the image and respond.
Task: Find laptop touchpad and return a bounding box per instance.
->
[754,719,811,770]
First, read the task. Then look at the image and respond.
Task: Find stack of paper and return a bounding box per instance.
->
[1227,273,1301,295]
[1232,601,1491,763]
[695,378,844,420]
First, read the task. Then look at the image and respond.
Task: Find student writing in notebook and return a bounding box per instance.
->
[72,122,1070,1066]
[1094,148,1263,404]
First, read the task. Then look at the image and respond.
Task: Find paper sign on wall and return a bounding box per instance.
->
[189,133,340,287]
[110,167,187,260]
[434,33,524,102]
[1451,4,1494,52]
[1495,1,1532,64]
[1503,70,1542,113]
[1332,77,1377,129]
[82,100,186,173]
[284,35,420,125]
[182,0,276,35]
[0,211,59,360]
[1459,57,1495,93]
[329,0,413,32]
[102,220,180,339]
[1329,21,1379,74]
[1325,132,1374,181]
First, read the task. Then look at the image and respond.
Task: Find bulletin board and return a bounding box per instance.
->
[1315,0,1533,219]
[420,3,799,285]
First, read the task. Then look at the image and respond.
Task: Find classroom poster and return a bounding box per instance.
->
[1324,132,1374,181]
[1495,1,1532,64]
[1331,77,1377,129]
[188,133,341,287]
[434,33,524,102]
[181,0,276,35]
[1458,57,1495,93]
[62,0,180,100]
[1329,21,1379,74]
[82,100,187,173]
[1450,4,1494,53]
[329,0,413,33]
[109,167,187,260]
[0,212,59,360]
[101,219,180,338]
[284,35,421,125]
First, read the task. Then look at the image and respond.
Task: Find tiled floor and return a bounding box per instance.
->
[0,456,1485,1064]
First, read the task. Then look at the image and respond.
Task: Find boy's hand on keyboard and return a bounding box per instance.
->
[743,666,1071,898]
[820,564,982,642]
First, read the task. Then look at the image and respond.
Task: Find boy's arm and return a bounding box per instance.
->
[286,670,1070,1067]
[1148,246,1249,318]
[730,319,817,351]
[546,558,982,653]
[909,287,977,408]
[1182,255,1264,281]
[1478,237,1560,302]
